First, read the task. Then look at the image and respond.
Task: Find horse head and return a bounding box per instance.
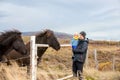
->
[0,30,27,55]
[36,29,60,50]
[12,31,27,55]
[35,29,60,64]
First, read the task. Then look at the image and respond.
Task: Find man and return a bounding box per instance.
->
[72,31,89,80]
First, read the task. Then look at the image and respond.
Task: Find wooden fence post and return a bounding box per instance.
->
[30,36,37,80]
[94,49,98,70]
[112,55,115,71]
[85,49,89,68]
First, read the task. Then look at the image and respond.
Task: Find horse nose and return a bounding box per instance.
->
[56,44,60,51]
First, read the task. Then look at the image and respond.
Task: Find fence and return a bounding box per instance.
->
[30,36,120,80]
[93,49,120,71]
[30,36,72,80]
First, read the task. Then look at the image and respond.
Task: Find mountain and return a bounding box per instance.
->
[55,32,72,39]
[22,31,72,39]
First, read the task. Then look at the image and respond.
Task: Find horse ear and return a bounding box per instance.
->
[17,32,21,35]
[14,32,21,39]
[45,29,54,38]
[46,31,51,37]
[16,32,21,38]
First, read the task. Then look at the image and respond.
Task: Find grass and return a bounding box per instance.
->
[0,37,120,80]
[0,62,28,80]
[84,68,120,80]
[0,62,119,80]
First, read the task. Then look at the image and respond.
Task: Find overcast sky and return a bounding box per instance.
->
[0,0,120,40]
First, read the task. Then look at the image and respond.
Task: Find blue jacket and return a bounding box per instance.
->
[72,38,89,63]
[71,38,78,49]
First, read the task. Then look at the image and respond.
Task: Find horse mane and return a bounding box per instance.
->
[0,30,21,42]
[36,29,54,37]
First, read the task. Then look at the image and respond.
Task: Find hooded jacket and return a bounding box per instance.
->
[72,38,89,63]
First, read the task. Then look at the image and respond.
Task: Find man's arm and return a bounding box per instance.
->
[73,42,88,53]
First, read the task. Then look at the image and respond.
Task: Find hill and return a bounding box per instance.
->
[22,31,72,39]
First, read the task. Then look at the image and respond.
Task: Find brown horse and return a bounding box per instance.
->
[6,29,60,67]
[0,30,27,62]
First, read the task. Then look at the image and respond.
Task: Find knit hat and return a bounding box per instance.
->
[80,31,86,38]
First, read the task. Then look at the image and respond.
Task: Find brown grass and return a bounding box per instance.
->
[0,37,120,80]
[0,62,28,80]
[84,67,120,80]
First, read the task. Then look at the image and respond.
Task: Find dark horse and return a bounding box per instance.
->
[6,29,60,70]
[36,29,60,64]
[0,30,27,62]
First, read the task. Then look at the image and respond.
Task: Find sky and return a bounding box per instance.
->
[0,0,120,40]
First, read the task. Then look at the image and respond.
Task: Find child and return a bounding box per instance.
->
[71,32,79,49]
[71,32,80,77]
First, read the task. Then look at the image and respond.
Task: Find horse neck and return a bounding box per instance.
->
[37,47,47,58]
[26,36,48,58]
[36,36,48,58]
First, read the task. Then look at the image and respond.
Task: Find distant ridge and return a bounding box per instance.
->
[22,31,72,39]
[22,31,39,36]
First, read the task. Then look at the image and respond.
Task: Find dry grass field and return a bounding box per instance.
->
[0,36,120,80]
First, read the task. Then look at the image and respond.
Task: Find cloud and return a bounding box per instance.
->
[0,11,8,18]
[89,29,120,40]
[0,0,120,40]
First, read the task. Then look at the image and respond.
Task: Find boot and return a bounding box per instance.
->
[73,72,77,77]
[77,70,83,80]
